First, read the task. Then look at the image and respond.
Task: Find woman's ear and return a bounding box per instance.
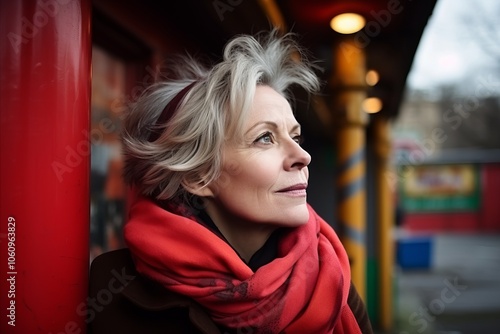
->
[181,177,215,197]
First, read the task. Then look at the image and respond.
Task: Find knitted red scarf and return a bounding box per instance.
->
[124,196,362,334]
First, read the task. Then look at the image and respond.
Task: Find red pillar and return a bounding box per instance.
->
[0,0,92,333]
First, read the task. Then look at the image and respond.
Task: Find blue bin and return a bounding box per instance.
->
[396,237,432,269]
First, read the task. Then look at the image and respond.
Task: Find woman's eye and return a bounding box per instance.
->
[255,132,274,144]
[293,135,304,145]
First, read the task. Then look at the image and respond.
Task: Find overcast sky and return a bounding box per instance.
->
[407,0,500,90]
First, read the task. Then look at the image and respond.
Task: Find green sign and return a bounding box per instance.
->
[399,164,480,212]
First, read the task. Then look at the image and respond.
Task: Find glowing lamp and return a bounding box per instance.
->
[363,97,383,114]
[330,13,366,34]
[366,70,380,86]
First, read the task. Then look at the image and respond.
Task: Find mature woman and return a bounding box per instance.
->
[89,31,373,334]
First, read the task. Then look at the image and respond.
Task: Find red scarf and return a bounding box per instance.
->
[124,196,362,334]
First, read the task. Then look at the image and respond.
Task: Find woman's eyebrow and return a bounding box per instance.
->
[245,121,278,135]
[245,121,301,135]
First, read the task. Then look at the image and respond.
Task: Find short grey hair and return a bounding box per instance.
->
[121,30,321,201]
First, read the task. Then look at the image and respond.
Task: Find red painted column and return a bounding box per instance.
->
[0,0,92,333]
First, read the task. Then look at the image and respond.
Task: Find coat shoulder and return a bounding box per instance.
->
[348,283,374,334]
[87,248,221,334]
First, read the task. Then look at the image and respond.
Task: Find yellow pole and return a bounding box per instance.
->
[333,39,368,300]
[374,116,395,331]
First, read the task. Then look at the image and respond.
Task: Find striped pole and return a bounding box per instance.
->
[374,116,395,331]
[333,39,368,300]
[337,126,367,300]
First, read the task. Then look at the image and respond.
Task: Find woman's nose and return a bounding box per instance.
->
[286,141,311,170]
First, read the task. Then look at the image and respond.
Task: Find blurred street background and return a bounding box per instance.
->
[389,1,500,333]
[393,233,500,334]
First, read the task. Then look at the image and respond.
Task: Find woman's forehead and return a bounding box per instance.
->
[226,85,296,142]
[246,87,296,125]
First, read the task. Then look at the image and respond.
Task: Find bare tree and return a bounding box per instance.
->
[460,1,500,65]
[437,85,500,149]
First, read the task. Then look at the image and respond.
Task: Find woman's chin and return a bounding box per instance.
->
[275,206,310,227]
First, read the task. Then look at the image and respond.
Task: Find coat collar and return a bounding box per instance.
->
[106,248,222,334]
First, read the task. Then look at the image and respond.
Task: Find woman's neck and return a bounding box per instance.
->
[203,199,276,263]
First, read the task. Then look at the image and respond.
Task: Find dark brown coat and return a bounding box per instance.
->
[87,249,373,334]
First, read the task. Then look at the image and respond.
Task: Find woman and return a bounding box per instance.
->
[89,31,373,334]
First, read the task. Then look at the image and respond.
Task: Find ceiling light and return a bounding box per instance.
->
[363,97,383,114]
[330,13,366,34]
[366,70,380,86]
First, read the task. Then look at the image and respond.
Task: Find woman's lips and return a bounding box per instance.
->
[276,183,308,196]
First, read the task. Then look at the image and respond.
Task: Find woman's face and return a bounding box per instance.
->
[205,85,311,227]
